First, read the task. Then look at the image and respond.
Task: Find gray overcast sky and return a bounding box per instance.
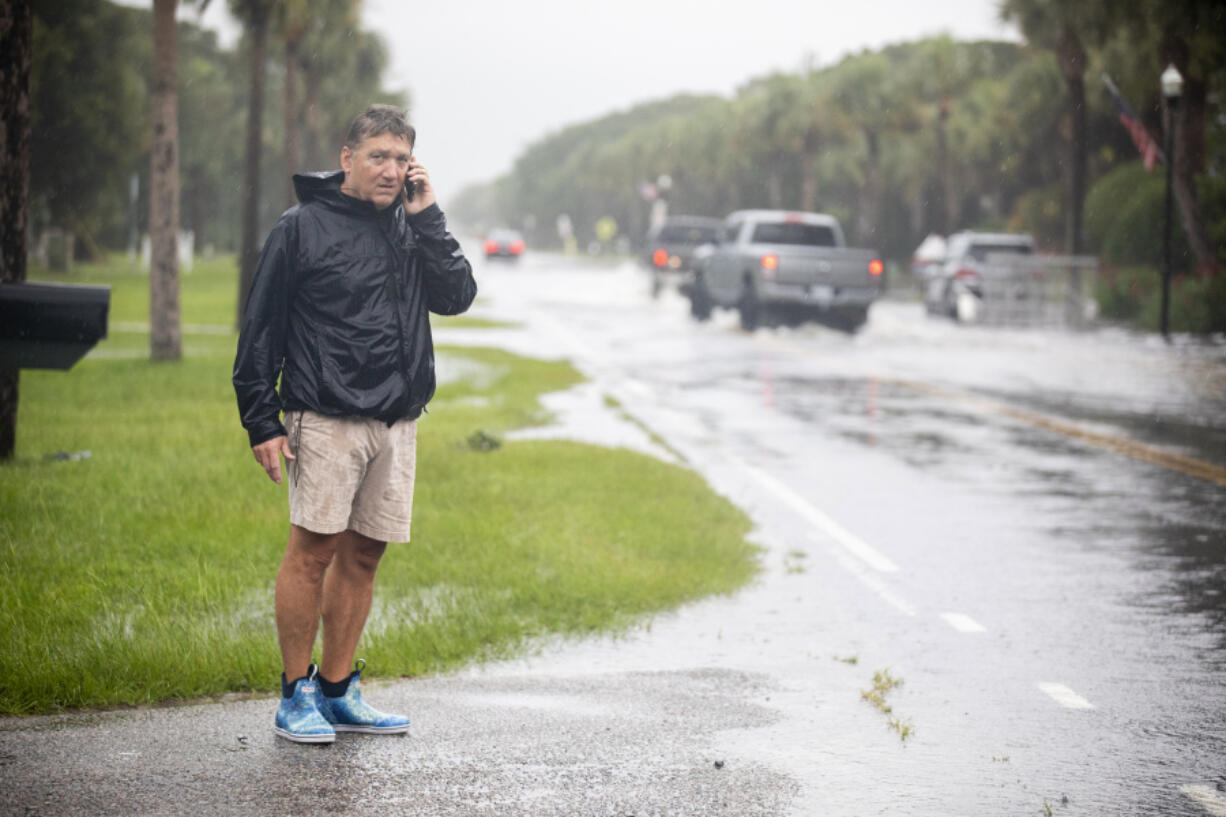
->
[179,0,1018,200]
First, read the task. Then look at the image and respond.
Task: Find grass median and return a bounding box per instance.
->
[0,256,758,714]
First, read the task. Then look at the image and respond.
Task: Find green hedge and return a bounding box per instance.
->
[1096,265,1226,333]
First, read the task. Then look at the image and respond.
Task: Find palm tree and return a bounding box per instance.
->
[278,0,310,207]
[231,0,274,325]
[1002,1,1087,256]
[149,0,182,360]
[0,0,33,458]
[298,0,362,170]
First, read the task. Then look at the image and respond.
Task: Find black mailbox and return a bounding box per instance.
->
[0,281,111,370]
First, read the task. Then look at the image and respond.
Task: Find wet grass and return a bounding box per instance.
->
[860,669,913,743]
[0,256,758,714]
[601,393,689,463]
[433,313,519,329]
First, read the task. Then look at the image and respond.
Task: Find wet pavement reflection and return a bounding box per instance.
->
[457,253,1226,815]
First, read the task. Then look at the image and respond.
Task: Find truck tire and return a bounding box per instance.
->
[830,305,869,334]
[689,275,713,321]
[738,283,762,331]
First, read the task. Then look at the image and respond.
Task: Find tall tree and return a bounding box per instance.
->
[278,0,309,207]
[828,52,917,243]
[1001,1,1107,256]
[29,1,146,261]
[298,0,361,170]
[903,37,964,235]
[149,0,181,360]
[177,24,244,253]
[0,0,32,459]
[231,0,274,325]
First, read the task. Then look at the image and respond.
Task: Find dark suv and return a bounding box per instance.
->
[643,216,722,297]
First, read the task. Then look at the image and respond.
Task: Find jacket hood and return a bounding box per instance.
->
[292,170,346,205]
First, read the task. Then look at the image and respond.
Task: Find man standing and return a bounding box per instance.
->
[233,105,476,744]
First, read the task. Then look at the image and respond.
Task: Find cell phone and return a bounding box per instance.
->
[404,155,416,201]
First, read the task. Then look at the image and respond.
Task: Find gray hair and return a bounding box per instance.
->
[344,104,416,150]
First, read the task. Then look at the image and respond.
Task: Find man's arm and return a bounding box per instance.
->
[233,213,299,481]
[403,159,477,315]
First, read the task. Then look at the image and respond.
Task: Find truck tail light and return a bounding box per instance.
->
[653,249,668,267]
[869,259,884,276]
[760,254,779,280]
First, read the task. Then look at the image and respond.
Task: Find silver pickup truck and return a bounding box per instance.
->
[687,210,884,332]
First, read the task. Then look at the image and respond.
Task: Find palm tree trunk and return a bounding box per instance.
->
[303,61,322,170]
[857,129,881,243]
[933,99,951,235]
[1066,75,1086,256]
[1172,165,1220,276]
[800,159,818,212]
[150,0,181,360]
[1057,27,1087,257]
[0,0,33,459]
[283,36,300,208]
[238,4,270,326]
[767,169,783,209]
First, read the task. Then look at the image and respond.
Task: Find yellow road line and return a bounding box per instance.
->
[754,331,1226,486]
[881,377,1226,488]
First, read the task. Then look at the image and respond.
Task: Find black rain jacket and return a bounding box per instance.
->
[233,171,477,447]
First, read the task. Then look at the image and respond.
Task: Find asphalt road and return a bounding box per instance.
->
[4,253,1225,817]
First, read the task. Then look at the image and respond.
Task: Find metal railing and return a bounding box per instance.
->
[977,253,1099,329]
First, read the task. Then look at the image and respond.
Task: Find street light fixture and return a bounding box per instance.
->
[1160,64,1183,340]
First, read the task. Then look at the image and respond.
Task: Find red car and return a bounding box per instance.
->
[484,229,525,260]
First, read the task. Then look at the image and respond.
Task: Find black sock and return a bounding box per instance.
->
[281,671,309,699]
[319,673,352,698]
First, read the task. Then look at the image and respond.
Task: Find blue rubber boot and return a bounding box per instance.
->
[317,659,410,735]
[274,664,336,744]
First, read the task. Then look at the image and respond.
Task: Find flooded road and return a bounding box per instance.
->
[454,252,1226,816]
[4,251,1223,817]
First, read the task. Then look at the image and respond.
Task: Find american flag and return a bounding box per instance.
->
[1103,73,1164,171]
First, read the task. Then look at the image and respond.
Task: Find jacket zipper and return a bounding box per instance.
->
[380,214,414,414]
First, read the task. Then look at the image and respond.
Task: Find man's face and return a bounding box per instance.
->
[339,132,413,210]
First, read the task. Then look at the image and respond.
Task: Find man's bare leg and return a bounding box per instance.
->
[319,529,387,683]
[274,524,340,682]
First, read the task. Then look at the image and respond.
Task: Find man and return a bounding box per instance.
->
[233,105,476,744]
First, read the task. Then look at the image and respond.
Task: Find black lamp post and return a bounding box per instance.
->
[1160,63,1183,340]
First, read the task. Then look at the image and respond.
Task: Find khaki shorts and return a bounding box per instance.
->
[284,410,418,543]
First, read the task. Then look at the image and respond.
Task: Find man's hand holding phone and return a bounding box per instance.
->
[403,157,436,215]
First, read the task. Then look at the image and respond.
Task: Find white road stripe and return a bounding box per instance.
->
[1037,682,1095,710]
[940,612,987,633]
[824,539,916,616]
[731,455,900,573]
[1180,785,1226,816]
